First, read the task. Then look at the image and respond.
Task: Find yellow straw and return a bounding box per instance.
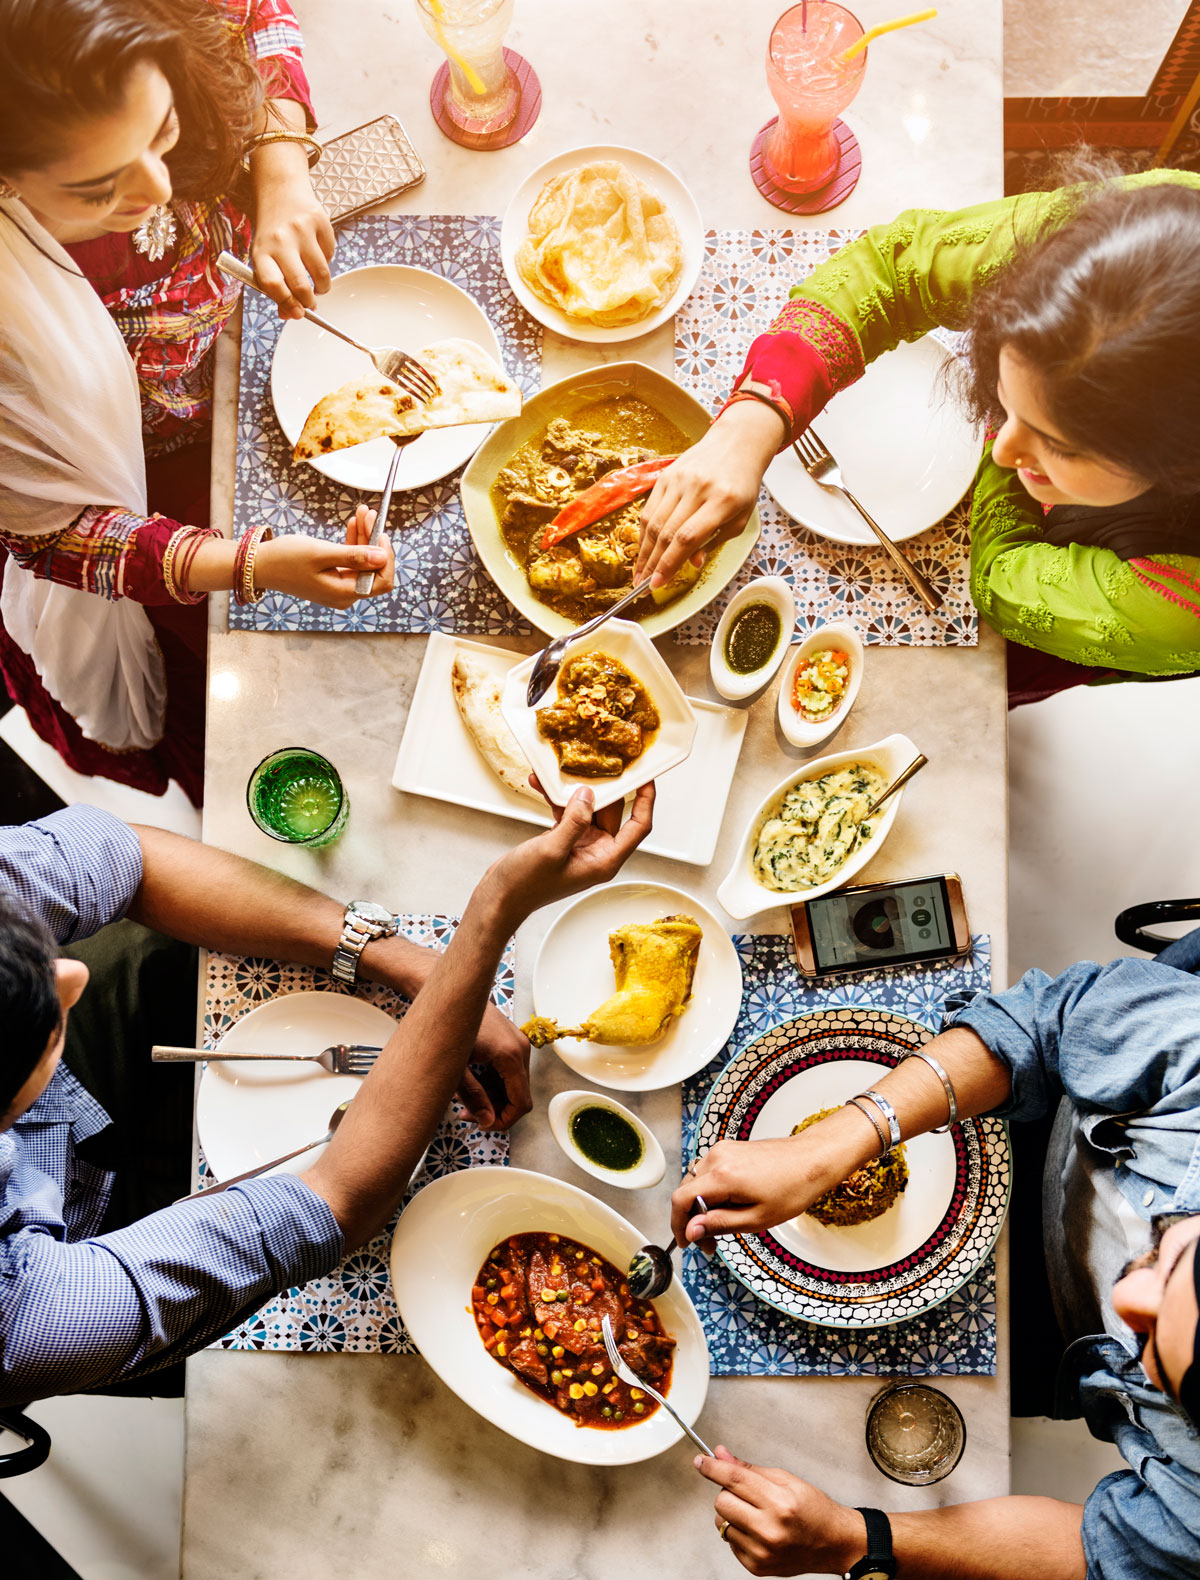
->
[428,0,487,95]
[839,7,937,62]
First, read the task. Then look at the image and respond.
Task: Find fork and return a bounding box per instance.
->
[600,1314,714,1455]
[151,1043,382,1075]
[793,428,943,612]
[215,251,440,404]
[353,435,417,596]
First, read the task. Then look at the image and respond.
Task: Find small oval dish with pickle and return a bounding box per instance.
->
[501,620,696,812]
[548,1090,666,1190]
[709,576,795,702]
[777,620,864,748]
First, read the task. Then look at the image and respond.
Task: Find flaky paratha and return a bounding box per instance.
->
[515,160,683,328]
[294,338,521,462]
[451,652,539,801]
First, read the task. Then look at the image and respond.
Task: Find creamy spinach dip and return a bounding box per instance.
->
[752,763,887,893]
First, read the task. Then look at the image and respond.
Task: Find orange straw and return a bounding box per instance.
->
[839,7,937,62]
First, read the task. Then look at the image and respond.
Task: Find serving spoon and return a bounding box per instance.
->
[627,1192,709,1300]
[525,575,654,707]
[863,753,928,818]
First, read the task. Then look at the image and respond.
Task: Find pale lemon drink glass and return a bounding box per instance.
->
[764,1,866,192]
[415,0,520,132]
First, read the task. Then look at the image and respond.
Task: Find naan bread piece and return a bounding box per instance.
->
[293,338,521,461]
[451,652,540,801]
[516,160,683,328]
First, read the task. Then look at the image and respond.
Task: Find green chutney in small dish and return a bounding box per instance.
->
[569,1104,645,1173]
[724,602,783,676]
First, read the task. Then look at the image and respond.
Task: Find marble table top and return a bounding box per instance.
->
[185,2,1009,1574]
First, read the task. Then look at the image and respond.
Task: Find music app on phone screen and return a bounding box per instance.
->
[809,878,953,971]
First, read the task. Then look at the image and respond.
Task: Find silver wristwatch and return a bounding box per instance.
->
[331,901,397,985]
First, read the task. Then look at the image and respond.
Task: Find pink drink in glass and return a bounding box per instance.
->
[764,2,866,193]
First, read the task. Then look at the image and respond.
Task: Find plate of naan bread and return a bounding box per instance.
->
[527,881,743,1091]
[500,145,704,343]
[390,634,748,868]
[271,264,520,491]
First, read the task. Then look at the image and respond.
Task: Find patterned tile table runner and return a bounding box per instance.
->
[682,934,997,1376]
[228,215,539,637]
[673,229,977,648]
[201,916,512,1352]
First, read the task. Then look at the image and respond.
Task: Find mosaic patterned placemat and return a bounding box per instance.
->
[200,915,512,1353]
[673,228,978,648]
[228,214,539,637]
[681,933,997,1376]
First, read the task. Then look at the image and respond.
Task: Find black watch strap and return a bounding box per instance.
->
[845,1507,896,1580]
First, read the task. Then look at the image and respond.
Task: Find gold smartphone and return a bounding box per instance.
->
[791,873,970,979]
[311,114,426,225]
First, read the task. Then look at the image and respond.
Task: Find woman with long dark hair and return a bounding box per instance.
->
[0,0,393,804]
[635,167,1200,705]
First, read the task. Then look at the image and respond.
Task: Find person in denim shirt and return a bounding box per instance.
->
[669,934,1200,1580]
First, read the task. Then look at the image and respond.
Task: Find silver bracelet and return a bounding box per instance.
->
[908,1048,958,1133]
[845,1096,888,1156]
[859,1088,902,1153]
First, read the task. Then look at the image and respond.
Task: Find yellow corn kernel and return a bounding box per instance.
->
[534,1328,544,1340]
[630,1388,644,1400]
[575,1251,584,1260]
[583,1382,598,1397]
[496,1342,507,1357]
[602,1380,617,1394]
[551,1345,564,1359]
[539,1288,556,1302]
[573,1318,586,1332]
[520,1327,531,1338]
[549,1234,560,1242]
[551,1263,563,1276]
[568,1383,584,1400]
[562,1368,574,1378]
[486,1293,499,1305]
[626,1330,638,1341]
[591,1362,604,1375]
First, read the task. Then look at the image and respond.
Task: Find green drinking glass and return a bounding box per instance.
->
[247,748,349,846]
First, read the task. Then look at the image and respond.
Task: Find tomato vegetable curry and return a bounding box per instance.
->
[472,1231,675,1428]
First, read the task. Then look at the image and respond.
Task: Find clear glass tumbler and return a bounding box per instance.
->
[865,1382,966,1485]
[415,0,520,134]
[247,748,349,847]
[763,1,866,193]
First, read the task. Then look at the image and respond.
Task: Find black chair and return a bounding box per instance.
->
[0,1411,50,1479]
[0,1410,86,1578]
[1114,898,1200,956]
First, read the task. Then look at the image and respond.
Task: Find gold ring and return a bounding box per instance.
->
[718,1519,731,1542]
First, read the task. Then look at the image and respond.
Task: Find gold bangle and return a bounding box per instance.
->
[162,525,192,604]
[239,525,273,606]
[243,130,322,172]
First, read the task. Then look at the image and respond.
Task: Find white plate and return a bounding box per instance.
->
[271,264,506,492]
[390,1166,709,1463]
[531,881,743,1092]
[501,621,696,814]
[391,633,748,866]
[763,336,981,545]
[197,991,398,1183]
[717,732,919,922]
[499,144,705,344]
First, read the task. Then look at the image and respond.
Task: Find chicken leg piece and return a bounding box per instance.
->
[523,915,702,1048]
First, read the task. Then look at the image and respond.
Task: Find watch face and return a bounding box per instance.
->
[350,902,394,925]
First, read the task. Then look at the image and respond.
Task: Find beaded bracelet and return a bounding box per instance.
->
[858,1088,902,1153]
[232,524,273,606]
[907,1048,958,1133]
[845,1096,888,1157]
[242,130,322,172]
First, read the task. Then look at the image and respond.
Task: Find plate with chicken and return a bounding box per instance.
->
[527,881,743,1091]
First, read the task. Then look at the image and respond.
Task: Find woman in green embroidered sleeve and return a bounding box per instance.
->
[635,167,1200,705]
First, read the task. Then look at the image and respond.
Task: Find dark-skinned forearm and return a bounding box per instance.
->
[302,874,523,1246]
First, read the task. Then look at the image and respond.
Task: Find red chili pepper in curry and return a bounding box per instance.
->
[472,1231,675,1428]
[539,455,678,551]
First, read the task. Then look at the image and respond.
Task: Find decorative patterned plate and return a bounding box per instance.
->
[692,1008,1010,1328]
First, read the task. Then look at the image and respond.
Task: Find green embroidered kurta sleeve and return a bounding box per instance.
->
[969,443,1200,675]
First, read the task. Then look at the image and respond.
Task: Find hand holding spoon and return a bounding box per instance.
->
[628,1192,708,1299]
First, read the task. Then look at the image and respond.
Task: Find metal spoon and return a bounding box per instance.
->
[178,1100,350,1202]
[627,1192,709,1300]
[525,576,653,707]
[864,753,928,817]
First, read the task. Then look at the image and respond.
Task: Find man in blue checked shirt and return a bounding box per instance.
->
[671,937,1200,1580]
[0,788,653,1406]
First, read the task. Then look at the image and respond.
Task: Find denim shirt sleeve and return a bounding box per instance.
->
[1082,1461,1200,1579]
[0,806,143,944]
[0,1174,343,1406]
